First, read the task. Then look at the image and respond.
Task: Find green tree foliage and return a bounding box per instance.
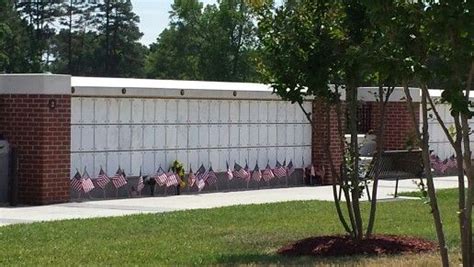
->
[0,0,36,73]
[256,0,377,241]
[90,0,147,77]
[146,0,260,82]
[15,0,63,71]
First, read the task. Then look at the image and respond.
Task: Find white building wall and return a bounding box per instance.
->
[70,89,312,177]
[427,100,474,159]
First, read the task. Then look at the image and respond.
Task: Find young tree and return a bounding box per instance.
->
[255,0,393,241]
[412,1,472,265]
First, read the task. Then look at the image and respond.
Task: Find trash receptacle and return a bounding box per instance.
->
[0,140,10,203]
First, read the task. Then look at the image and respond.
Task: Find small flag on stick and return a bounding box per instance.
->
[137,168,144,193]
[166,169,179,187]
[195,164,207,191]
[188,165,196,188]
[206,166,218,186]
[71,170,83,192]
[112,167,127,189]
[233,162,248,180]
[154,167,167,187]
[262,162,275,182]
[252,162,262,182]
[82,167,95,193]
[287,160,295,177]
[226,161,233,180]
[272,160,286,178]
[96,166,110,189]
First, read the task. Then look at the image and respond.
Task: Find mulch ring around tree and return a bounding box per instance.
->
[278,234,437,257]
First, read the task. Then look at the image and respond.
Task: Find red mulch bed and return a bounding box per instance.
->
[278,235,437,257]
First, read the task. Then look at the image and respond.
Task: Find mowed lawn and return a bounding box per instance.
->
[0,189,465,266]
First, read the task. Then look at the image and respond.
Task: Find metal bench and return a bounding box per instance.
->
[366,149,423,197]
[338,149,423,200]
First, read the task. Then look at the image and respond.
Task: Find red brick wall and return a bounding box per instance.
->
[311,100,419,185]
[369,102,420,150]
[0,94,71,205]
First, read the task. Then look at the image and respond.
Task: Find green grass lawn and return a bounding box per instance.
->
[0,189,465,265]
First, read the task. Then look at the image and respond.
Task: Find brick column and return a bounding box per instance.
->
[312,99,345,185]
[311,91,420,185]
[0,74,71,205]
[369,102,420,150]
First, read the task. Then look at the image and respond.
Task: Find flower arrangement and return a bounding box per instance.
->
[171,160,186,187]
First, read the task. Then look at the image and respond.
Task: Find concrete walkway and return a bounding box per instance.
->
[0,176,461,227]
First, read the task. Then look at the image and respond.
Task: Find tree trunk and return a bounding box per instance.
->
[347,84,363,240]
[404,84,449,267]
[366,85,393,237]
[296,100,353,235]
[426,87,468,265]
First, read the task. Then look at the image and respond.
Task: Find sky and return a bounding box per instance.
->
[132,0,218,46]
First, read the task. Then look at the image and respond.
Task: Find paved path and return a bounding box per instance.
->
[0,176,461,227]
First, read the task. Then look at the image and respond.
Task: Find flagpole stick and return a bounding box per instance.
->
[302,167,305,186]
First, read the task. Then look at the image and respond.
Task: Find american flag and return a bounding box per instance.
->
[71,170,83,192]
[112,167,127,188]
[233,162,248,179]
[206,166,218,185]
[272,160,286,178]
[195,164,207,191]
[226,161,234,180]
[252,162,262,182]
[447,155,457,169]
[154,167,167,186]
[137,169,144,192]
[166,170,179,187]
[82,167,95,193]
[287,160,295,177]
[96,166,110,189]
[262,163,275,182]
[244,162,251,181]
[188,166,196,188]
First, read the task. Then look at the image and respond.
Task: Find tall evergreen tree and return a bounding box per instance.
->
[91,0,146,77]
[0,0,35,73]
[15,0,63,71]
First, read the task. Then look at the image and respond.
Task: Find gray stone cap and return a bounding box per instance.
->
[0,74,71,95]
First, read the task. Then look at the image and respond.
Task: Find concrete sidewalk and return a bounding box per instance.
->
[0,176,461,227]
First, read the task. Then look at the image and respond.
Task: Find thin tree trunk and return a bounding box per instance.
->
[366,85,393,237]
[347,84,363,240]
[425,86,468,264]
[460,60,474,266]
[333,95,358,238]
[403,84,449,267]
[297,101,353,235]
[460,112,473,267]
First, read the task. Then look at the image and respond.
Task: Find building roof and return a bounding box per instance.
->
[71,76,272,92]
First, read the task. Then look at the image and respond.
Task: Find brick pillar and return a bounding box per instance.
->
[312,99,345,185]
[0,74,71,205]
[311,98,420,185]
[369,102,420,150]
